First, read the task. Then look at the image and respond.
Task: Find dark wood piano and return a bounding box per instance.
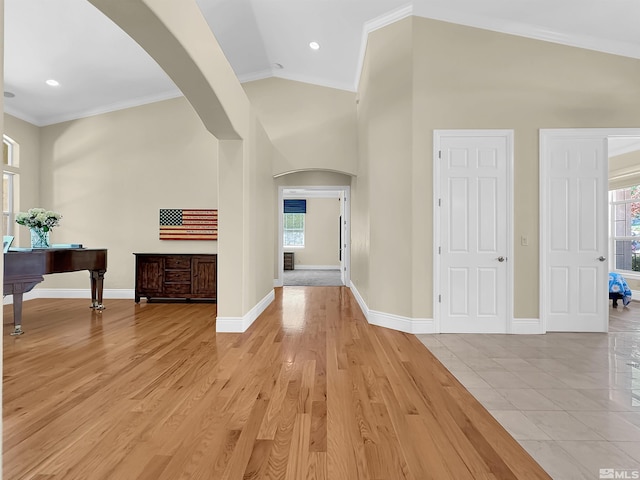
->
[3,248,107,335]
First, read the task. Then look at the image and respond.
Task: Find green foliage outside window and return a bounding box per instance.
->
[283,213,305,247]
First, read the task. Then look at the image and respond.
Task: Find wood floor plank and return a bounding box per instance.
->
[306,452,327,480]
[309,400,327,453]
[285,413,311,480]
[4,290,551,479]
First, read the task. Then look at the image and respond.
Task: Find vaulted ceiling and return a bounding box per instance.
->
[4,0,640,127]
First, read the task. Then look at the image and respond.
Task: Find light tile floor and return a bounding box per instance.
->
[417,303,640,480]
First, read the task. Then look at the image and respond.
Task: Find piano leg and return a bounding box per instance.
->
[11,291,25,336]
[89,270,106,310]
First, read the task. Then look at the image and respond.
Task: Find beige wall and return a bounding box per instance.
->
[33,97,219,290]
[216,112,277,317]
[247,112,277,306]
[625,277,640,292]
[243,78,358,176]
[287,197,340,267]
[275,171,352,188]
[414,17,640,318]
[355,18,414,317]
[354,16,640,320]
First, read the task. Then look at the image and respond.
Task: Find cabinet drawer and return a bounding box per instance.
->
[165,270,191,283]
[164,283,191,295]
[165,256,191,269]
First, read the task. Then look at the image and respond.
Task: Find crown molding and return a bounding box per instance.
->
[239,68,355,92]
[272,71,355,93]
[237,68,274,84]
[15,89,184,127]
[244,5,640,95]
[3,106,41,127]
[608,137,640,157]
[352,4,640,94]
[411,5,640,60]
[9,3,640,126]
[354,4,414,91]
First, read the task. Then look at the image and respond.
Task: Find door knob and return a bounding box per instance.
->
[497,256,505,262]
[598,256,606,262]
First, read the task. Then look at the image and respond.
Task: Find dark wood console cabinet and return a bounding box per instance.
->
[134,253,216,303]
[284,252,294,270]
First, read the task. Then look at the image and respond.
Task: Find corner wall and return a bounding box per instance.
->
[36,97,218,290]
[412,17,640,319]
[355,17,414,318]
[242,78,358,177]
[355,16,640,326]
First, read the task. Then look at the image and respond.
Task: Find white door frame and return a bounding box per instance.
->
[433,129,514,333]
[539,128,640,332]
[276,185,351,287]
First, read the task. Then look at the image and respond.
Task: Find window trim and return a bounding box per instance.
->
[283,212,305,248]
[609,187,640,278]
[3,136,19,236]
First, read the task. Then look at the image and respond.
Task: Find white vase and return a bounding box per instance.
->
[30,227,50,248]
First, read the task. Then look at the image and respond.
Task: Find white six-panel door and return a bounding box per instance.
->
[540,131,609,332]
[435,131,512,333]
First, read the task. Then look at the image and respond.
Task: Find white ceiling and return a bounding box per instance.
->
[4,0,640,127]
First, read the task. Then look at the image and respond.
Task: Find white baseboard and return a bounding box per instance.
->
[3,288,135,304]
[349,282,369,320]
[349,281,435,334]
[510,318,544,334]
[273,278,283,287]
[368,310,436,334]
[3,290,38,304]
[350,281,539,335]
[216,289,275,333]
[293,265,340,270]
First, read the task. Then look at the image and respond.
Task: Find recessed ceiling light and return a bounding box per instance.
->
[46,79,60,87]
[4,91,15,98]
[309,41,320,50]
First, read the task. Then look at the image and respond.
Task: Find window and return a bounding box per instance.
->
[283,213,305,247]
[283,199,306,247]
[3,136,19,236]
[610,185,640,273]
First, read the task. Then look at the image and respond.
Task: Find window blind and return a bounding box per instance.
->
[284,199,306,213]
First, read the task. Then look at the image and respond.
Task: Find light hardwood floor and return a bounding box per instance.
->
[3,287,550,479]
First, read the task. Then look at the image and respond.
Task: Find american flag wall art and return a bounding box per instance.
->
[159,209,218,240]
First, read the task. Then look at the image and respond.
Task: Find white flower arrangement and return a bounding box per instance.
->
[15,208,62,231]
